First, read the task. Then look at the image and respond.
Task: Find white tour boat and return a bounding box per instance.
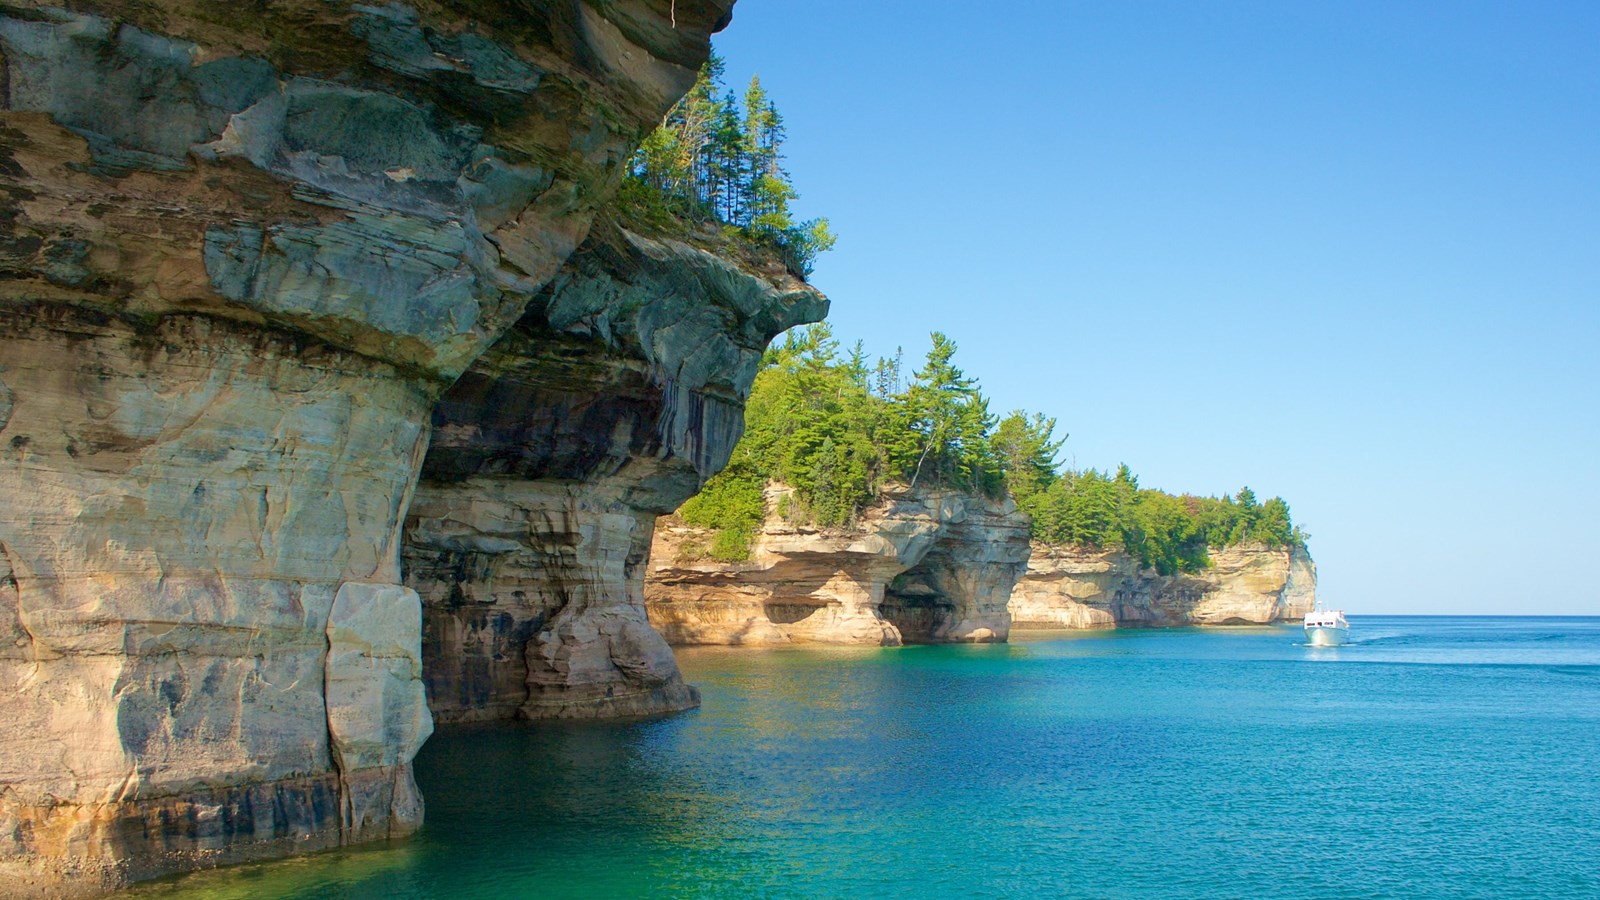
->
[1303,603,1350,647]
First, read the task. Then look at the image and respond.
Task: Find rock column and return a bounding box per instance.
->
[0,312,433,892]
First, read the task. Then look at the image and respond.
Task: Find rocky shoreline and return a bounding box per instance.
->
[647,483,1031,646]
[646,514,1315,645]
[1009,542,1317,629]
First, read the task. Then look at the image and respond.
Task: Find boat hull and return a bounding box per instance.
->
[1305,624,1349,647]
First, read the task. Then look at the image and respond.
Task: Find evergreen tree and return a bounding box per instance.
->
[676,327,1306,568]
[993,411,1064,513]
[845,340,870,391]
[626,61,835,279]
[742,76,785,227]
[900,332,997,491]
[712,91,745,220]
[873,348,903,400]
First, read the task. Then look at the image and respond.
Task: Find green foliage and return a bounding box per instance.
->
[675,326,1008,547]
[895,332,1002,494]
[993,411,1065,514]
[676,326,1307,571]
[677,458,765,561]
[626,59,835,278]
[996,418,1304,573]
[1019,462,1304,574]
[708,527,755,562]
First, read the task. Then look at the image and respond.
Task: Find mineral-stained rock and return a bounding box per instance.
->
[1008,543,1318,629]
[324,582,432,838]
[405,221,828,722]
[0,306,434,896]
[646,484,1032,646]
[879,495,1034,643]
[1281,545,1318,620]
[0,0,733,893]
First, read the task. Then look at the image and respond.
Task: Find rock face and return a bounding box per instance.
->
[1008,543,1317,629]
[404,222,827,723]
[646,484,1032,646]
[0,1,733,893]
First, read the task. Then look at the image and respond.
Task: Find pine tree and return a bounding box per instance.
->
[626,65,834,279]
[845,341,870,392]
[676,323,1304,567]
[993,411,1065,511]
[901,332,995,491]
[712,89,745,219]
[741,77,779,224]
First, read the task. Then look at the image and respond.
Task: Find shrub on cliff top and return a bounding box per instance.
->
[678,458,765,561]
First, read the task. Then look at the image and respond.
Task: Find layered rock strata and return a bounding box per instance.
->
[0,1,732,893]
[405,221,827,723]
[1008,543,1317,629]
[646,484,1032,646]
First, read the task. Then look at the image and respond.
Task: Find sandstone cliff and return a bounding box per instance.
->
[0,1,733,893]
[405,220,826,723]
[1008,542,1317,629]
[646,484,1031,646]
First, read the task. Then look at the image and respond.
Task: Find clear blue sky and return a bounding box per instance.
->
[712,0,1599,616]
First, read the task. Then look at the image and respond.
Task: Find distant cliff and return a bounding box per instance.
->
[646,483,1030,645]
[1009,542,1316,628]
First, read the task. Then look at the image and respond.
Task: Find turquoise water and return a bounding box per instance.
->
[132,617,1600,898]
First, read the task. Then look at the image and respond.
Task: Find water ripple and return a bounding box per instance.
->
[129,617,1600,900]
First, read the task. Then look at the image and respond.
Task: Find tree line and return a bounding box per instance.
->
[622,56,835,278]
[996,414,1305,575]
[678,324,1002,559]
[677,325,1307,570]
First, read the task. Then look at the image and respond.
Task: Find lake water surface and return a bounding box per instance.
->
[131,617,1600,898]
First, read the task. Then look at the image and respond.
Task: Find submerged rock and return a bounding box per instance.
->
[646,484,1032,646]
[1009,543,1317,628]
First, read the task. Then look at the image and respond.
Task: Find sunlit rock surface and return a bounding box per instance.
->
[0,0,733,893]
[646,484,1032,646]
[405,221,828,723]
[1008,543,1317,629]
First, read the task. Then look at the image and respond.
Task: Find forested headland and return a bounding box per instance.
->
[677,325,1307,574]
[624,62,1305,575]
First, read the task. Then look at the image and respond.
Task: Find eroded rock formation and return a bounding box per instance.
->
[1008,543,1317,629]
[404,221,826,723]
[646,484,1032,646]
[0,0,733,893]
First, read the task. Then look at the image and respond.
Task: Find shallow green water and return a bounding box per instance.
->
[131,617,1600,898]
